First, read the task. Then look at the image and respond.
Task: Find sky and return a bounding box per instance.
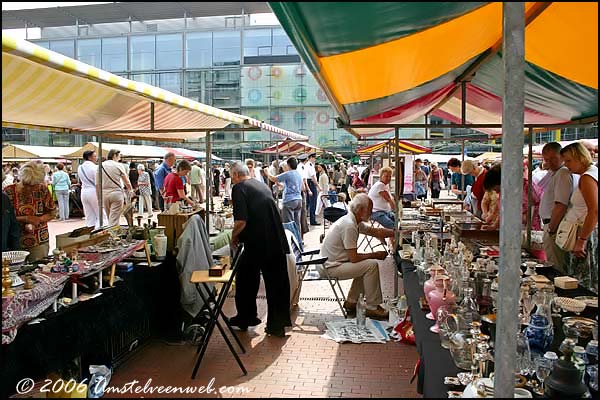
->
[2,2,279,39]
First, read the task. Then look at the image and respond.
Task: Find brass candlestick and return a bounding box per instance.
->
[24,273,34,290]
[2,259,16,297]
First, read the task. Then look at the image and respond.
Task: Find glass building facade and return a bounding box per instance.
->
[14,22,358,158]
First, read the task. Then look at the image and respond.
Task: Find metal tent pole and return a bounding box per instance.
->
[393,128,400,297]
[527,128,533,250]
[495,3,525,397]
[97,136,103,226]
[461,140,465,210]
[205,131,211,228]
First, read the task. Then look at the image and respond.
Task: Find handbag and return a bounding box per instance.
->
[555,218,582,251]
[393,307,416,345]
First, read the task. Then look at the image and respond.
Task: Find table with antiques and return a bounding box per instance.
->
[396,232,598,398]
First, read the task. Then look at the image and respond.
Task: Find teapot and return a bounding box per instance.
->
[424,265,446,320]
[429,274,456,333]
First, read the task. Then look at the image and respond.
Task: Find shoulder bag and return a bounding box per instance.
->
[555,218,582,251]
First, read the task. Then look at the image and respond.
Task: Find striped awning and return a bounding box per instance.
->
[2,144,80,159]
[2,34,308,142]
[356,139,431,155]
[270,2,598,137]
[254,138,323,155]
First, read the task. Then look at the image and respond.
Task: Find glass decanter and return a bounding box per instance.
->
[458,287,480,329]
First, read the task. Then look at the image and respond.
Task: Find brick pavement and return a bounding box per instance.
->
[47,205,421,398]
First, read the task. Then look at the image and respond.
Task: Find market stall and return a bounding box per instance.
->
[270,2,598,396]
[2,144,79,163]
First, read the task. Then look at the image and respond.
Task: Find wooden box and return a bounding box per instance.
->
[554,276,578,290]
[157,209,206,253]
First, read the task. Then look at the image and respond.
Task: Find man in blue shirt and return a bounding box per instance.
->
[448,158,475,200]
[154,152,176,211]
[266,157,304,236]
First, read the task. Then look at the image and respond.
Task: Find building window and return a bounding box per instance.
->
[186,32,212,68]
[185,70,213,104]
[130,73,156,86]
[77,38,101,68]
[157,72,182,95]
[131,35,156,71]
[213,31,240,66]
[49,40,75,58]
[243,29,271,57]
[156,34,182,70]
[102,37,127,72]
[272,28,296,55]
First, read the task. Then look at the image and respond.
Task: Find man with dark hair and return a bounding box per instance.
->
[539,142,576,272]
[154,152,176,211]
[448,158,475,200]
[229,161,291,337]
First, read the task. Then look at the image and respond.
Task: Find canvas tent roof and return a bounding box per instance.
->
[163,147,223,161]
[356,139,431,155]
[253,139,323,155]
[269,2,598,138]
[2,144,79,159]
[2,34,308,142]
[63,142,167,160]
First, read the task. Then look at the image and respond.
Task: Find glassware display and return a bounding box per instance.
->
[520,282,535,325]
[477,278,494,316]
[458,287,480,329]
[429,275,456,332]
[437,303,459,349]
[424,265,446,319]
[535,353,554,394]
[516,330,534,375]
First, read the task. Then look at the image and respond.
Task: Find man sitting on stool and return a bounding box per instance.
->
[319,193,394,320]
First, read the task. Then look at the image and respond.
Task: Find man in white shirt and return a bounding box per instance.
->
[539,142,577,272]
[368,166,396,229]
[305,153,320,225]
[189,161,204,203]
[319,194,393,320]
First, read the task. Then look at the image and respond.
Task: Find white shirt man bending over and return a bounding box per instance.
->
[319,193,394,320]
[539,142,578,273]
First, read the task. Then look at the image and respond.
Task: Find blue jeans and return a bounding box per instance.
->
[371,210,395,229]
[56,190,70,220]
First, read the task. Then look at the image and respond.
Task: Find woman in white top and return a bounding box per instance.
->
[136,164,153,218]
[97,149,133,227]
[78,150,103,228]
[560,142,598,293]
[315,163,330,216]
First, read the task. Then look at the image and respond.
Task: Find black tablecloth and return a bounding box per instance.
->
[400,260,460,398]
[399,258,598,399]
[1,255,182,398]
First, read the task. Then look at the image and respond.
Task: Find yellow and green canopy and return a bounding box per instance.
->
[270,2,598,137]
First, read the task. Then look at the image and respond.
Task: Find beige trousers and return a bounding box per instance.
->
[543,224,567,273]
[103,190,124,227]
[325,258,382,308]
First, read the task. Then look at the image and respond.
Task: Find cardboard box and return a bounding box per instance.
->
[554,276,578,290]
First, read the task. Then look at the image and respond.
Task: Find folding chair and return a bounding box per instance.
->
[285,230,349,318]
[190,245,247,379]
[358,219,389,253]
